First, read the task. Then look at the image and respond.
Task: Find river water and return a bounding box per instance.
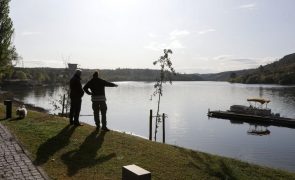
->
[3,81,295,172]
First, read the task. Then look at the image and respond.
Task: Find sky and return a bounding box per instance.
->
[10,0,295,73]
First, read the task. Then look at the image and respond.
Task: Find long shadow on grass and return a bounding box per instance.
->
[61,129,116,176]
[9,117,25,121]
[34,125,77,165]
[187,151,238,180]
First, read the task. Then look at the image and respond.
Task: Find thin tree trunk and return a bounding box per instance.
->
[154,81,162,141]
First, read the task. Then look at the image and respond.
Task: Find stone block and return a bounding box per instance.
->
[122,164,151,180]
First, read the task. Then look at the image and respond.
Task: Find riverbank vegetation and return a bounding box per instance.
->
[0,67,203,87]
[0,104,295,179]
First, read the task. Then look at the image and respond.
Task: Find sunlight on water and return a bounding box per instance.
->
[4,81,295,172]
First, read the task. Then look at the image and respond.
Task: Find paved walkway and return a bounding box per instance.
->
[0,123,47,180]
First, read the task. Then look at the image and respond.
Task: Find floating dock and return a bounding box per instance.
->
[208,110,295,128]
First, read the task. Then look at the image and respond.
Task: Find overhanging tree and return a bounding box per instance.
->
[0,0,19,78]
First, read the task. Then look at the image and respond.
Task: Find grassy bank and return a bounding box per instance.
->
[0,104,295,179]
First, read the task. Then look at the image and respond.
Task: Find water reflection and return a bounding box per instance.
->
[228,119,271,136]
[247,125,270,136]
[1,86,61,113]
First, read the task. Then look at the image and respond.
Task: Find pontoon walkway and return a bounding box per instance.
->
[208,110,295,128]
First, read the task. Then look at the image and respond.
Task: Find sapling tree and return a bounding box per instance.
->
[50,86,70,115]
[49,66,71,115]
[151,49,176,141]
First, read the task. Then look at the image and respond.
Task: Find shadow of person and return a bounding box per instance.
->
[61,130,116,176]
[34,125,77,166]
[9,117,24,121]
[186,151,238,180]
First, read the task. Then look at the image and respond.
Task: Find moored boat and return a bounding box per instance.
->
[208,98,295,128]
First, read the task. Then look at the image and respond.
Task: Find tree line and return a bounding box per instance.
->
[0,67,203,85]
[2,53,295,85]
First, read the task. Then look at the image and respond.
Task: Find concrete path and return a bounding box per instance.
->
[0,123,47,180]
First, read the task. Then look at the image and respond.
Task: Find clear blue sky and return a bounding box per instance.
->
[10,0,295,73]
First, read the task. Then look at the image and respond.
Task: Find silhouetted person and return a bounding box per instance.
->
[83,71,118,131]
[69,69,84,126]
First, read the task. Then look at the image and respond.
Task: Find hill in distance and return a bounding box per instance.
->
[229,53,295,85]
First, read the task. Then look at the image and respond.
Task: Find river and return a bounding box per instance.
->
[3,81,295,172]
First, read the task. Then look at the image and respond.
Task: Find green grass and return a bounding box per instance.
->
[1,104,295,180]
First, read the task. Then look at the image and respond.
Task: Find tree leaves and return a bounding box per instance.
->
[0,0,19,78]
[151,49,176,141]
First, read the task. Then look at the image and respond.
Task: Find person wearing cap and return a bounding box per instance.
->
[83,71,118,131]
[69,69,84,126]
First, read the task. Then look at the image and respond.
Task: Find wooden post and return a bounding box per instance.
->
[61,94,65,115]
[162,113,165,144]
[65,94,69,114]
[4,100,12,119]
[149,109,152,141]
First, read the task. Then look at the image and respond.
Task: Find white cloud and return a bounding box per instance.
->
[237,3,256,10]
[144,40,185,51]
[190,55,276,73]
[168,40,185,49]
[218,56,274,65]
[144,41,167,51]
[169,30,190,40]
[148,33,158,38]
[198,28,216,35]
[145,30,189,51]
[16,60,65,68]
[215,56,275,71]
[170,30,190,37]
[213,54,234,60]
[21,31,42,36]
